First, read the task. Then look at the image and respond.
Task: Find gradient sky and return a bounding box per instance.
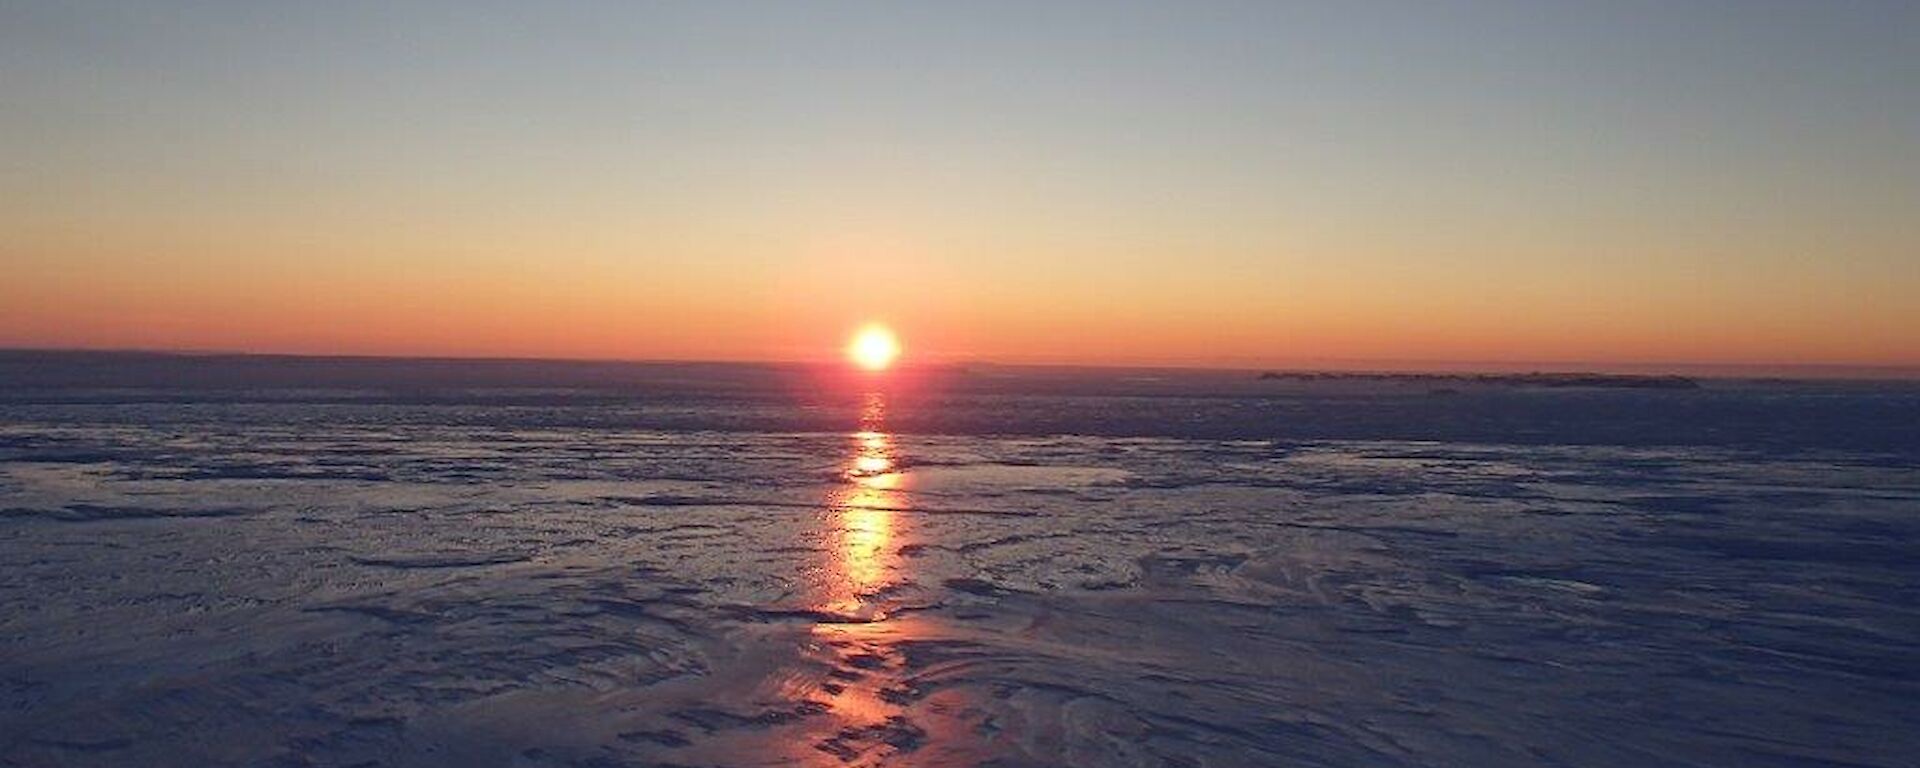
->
[3,1,1916,368]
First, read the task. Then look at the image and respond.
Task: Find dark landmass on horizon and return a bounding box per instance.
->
[1257,370,1701,389]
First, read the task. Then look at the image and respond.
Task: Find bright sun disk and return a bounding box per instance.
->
[848,325,901,371]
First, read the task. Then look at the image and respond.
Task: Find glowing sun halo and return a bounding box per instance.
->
[848,325,901,371]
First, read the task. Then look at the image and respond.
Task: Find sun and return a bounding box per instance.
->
[847,324,901,371]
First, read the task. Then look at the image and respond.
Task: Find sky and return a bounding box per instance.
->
[3,1,1916,369]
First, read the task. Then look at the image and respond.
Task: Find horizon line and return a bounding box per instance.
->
[4,345,1919,381]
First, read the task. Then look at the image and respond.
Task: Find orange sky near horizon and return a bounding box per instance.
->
[3,4,1916,370]
[7,235,1913,369]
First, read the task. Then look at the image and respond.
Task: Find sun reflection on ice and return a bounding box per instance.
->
[822,392,907,618]
[761,391,992,766]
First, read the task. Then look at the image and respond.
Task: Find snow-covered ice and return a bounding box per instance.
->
[2,358,1916,766]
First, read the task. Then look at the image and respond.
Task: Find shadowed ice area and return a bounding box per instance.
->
[2,356,1917,766]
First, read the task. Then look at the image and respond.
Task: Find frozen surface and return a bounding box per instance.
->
[2,358,1918,767]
